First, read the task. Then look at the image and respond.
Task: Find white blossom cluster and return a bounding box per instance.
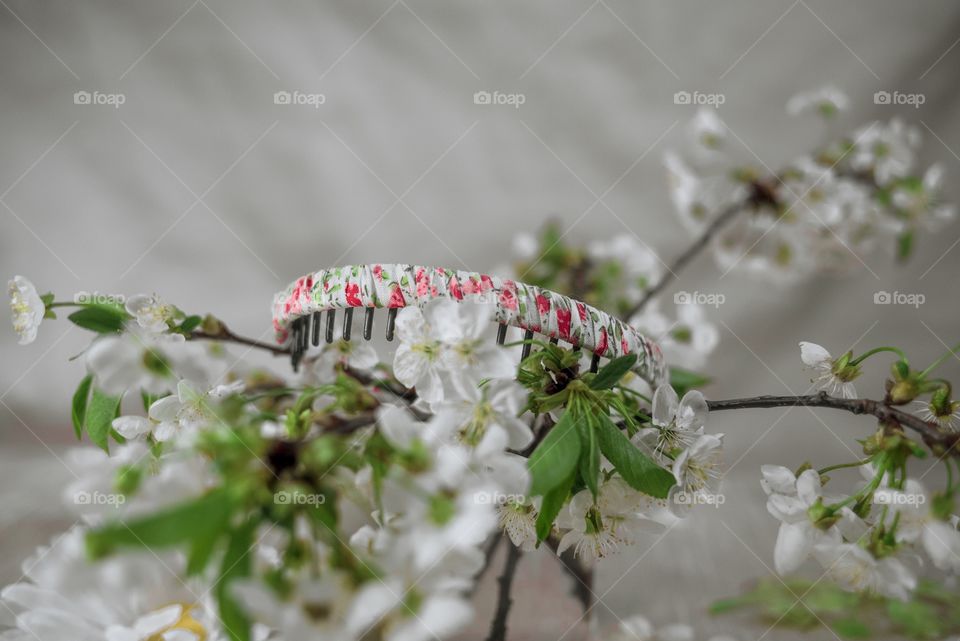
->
[761,463,960,602]
[665,89,955,283]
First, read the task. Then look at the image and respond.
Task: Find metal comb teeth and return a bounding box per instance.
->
[287,309,600,374]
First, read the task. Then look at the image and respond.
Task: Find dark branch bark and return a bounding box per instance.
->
[706,392,960,455]
[190,323,289,356]
[624,202,743,319]
[485,541,523,641]
[471,531,504,597]
[544,536,594,614]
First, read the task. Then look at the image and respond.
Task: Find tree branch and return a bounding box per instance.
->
[624,201,743,319]
[706,392,960,455]
[485,541,523,641]
[190,322,289,356]
[544,535,593,614]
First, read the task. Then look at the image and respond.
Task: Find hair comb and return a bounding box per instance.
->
[272,264,668,388]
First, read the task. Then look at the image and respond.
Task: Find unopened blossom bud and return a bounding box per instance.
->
[201,313,223,335]
[888,379,919,405]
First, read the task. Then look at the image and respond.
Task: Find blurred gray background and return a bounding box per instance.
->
[2,2,959,639]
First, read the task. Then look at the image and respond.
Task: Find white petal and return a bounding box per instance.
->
[923,520,960,572]
[149,396,181,422]
[134,604,183,635]
[348,342,379,370]
[795,469,822,505]
[652,384,679,428]
[377,405,418,449]
[395,306,427,343]
[393,345,428,388]
[760,465,797,496]
[774,521,814,574]
[153,421,178,442]
[111,415,152,439]
[799,341,831,367]
[388,595,472,641]
[675,390,708,432]
[346,582,402,635]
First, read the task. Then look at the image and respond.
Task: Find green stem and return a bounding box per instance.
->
[921,342,960,378]
[829,455,888,512]
[817,458,873,475]
[849,346,907,367]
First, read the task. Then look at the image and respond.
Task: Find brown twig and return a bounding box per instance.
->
[624,201,744,319]
[190,323,289,356]
[706,392,960,455]
[485,541,523,641]
[544,535,594,614]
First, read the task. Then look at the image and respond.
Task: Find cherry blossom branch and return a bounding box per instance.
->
[706,392,960,455]
[544,535,593,613]
[624,201,744,318]
[485,542,523,641]
[190,322,289,356]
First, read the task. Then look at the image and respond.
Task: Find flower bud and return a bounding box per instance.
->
[888,379,919,405]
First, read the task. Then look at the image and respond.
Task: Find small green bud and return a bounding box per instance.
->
[201,314,223,335]
[888,379,919,405]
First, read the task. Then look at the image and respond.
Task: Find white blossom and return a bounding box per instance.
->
[813,541,916,601]
[799,341,857,398]
[556,479,663,562]
[125,293,175,333]
[0,527,224,641]
[786,86,849,118]
[8,275,44,345]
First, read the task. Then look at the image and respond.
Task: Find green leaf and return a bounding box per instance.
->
[590,354,637,390]
[887,599,941,638]
[528,410,581,496]
[179,315,203,334]
[71,374,93,440]
[68,304,129,334]
[595,412,674,498]
[669,367,711,396]
[217,518,258,641]
[535,470,575,543]
[86,388,121,452]
[86,487,234,559]
[141,390,163,412]
[897,229,914,262]
[186,498,234,575]
[576,416,599,499]
[709,596,755,614]
[831,618,871,639]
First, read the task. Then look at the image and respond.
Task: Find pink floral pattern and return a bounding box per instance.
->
[272,264,668,387]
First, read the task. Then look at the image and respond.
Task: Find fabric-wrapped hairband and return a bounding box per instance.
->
[272,264,668,388]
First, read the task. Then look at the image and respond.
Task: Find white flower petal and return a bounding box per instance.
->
[799,341,831,367]
[652,384,679,428]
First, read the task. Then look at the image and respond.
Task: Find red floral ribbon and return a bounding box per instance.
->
[273,264,668,387]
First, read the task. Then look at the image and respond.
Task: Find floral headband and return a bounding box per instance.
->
[273,264,668,388]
